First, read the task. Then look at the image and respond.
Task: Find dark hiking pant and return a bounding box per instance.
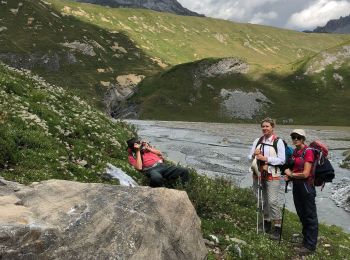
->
[145,164,190,188]
[292,181,318,251]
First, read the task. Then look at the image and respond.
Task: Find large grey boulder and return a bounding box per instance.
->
[0,179,207,260]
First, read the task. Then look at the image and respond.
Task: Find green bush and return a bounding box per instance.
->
[0,124,17,168]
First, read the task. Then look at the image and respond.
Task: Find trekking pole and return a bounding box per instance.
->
[259,147,265,234]
[260,178,265,233]
[279,180,289,244]
[256,177,260,234]
[255,158,265,234]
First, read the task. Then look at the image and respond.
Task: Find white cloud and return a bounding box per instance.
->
[205,2,246,20]
[287,0,350,29]
[177,0,350,30]
[178,0,280,21]
[250,11,278,24]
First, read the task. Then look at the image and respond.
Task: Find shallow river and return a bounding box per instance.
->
[126,120,350,233]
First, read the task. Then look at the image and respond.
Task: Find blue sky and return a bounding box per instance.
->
[177,0,350,30]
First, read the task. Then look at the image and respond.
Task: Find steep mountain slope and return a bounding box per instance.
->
[48,0,350,67]
[69,0,203,17]
[311,14,350,34]
[1,0,350,125]
[0,0,161,110]
[132,51,350,125]
[0,63,138,184]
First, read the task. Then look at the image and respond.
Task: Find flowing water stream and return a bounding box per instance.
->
[125,120,350,233]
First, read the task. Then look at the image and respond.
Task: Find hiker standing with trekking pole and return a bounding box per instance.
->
[248,118,285,240]
[284,129,318,256]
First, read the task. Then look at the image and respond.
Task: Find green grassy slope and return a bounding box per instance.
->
[0,63,138,184]
[1,0,350,125]
[43,0,350,125]
[48,0,350,68]
[133,54,350,125]
[184,174,350,259]
[0,0,161,109]
[1,64,349,259]
[1,3,349,257]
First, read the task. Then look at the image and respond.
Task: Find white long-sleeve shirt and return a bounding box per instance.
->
[248,135,285,167]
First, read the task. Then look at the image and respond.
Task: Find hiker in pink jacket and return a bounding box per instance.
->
[127,137,189,187]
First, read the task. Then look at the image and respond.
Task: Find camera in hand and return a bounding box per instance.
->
[139,141,149,152]
[126,138,149,153]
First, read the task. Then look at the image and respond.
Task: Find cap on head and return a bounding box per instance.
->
[290,129,306,138]
[126,137,140,149]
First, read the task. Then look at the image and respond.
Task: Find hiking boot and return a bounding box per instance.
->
[258,220,272,233]
[269,226,281,240]
[290,233,303,244]
[292,243,304,249]
[294,246,315,256]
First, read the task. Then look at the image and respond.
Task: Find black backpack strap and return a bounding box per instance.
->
[256,136,265,154]
[256,136,264,148]
[256,137,280,173]
[256,136,280,155]
[300,147,319,185]
[271,137,280,174]
[301,147,317,159]
[297,147,309,162]
[272,137,280,154]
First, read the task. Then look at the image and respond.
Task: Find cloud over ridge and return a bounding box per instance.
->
[287,0,350,29]
[177,0,350,30]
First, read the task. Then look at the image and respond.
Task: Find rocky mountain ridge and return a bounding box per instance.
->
[70,0,203,16]
[309,14,350,34]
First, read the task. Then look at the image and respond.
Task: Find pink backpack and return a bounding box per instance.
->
[303,140,335,188]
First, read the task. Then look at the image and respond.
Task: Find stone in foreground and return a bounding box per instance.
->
[0,179,207,260]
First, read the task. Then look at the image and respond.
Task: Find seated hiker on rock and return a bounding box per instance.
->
[127,137,189,188]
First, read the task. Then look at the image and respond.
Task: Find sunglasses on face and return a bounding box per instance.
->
[291,134,303,140]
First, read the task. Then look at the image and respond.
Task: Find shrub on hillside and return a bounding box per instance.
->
[0,124,17,169]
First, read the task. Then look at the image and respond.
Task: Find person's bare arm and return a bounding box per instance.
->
[133,143,143,171]
[285,162,312,179]
[143,142,163,157]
